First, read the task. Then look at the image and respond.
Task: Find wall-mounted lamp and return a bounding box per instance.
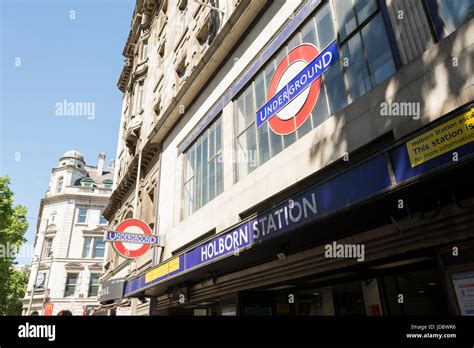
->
[276,252,286,260]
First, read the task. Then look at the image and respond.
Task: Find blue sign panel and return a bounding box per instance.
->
[185,223,254,270]
[250,154,392,242]
[256,40,339,128]
[124,154,392,296]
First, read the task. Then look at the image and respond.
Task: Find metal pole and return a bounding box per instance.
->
[193,0,225,13]
[152,148,162,267]
[133,151,142,218]
[27,218,48,315]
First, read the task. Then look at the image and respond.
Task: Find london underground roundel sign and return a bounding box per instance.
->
[107,219,156,259]
[256,40,339,135]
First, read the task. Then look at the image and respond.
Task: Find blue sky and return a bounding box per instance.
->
[1,0,135,265]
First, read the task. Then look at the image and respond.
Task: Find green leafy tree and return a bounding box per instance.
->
[4,268,29,315]
[0,176,29,315]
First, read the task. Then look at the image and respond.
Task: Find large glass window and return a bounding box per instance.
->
[233,1,396,181]
[334,0,378,41]
[88,274,100,297]
[64,273,78,297]
[435,0,474,36]
[183,116,223,218]
[335,1,396,100]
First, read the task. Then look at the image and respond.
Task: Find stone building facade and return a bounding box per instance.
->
[23,150,114,315]
[104,0,474,316]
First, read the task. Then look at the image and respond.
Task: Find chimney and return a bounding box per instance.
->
[97,153,106,175]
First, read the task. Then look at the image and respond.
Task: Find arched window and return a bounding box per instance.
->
[56,177,63,193]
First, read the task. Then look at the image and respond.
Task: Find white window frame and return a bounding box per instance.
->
[142,40,148,60]
[56,177,63,193]
[82,236,106,258]
[43,237,54,258]
[88,273,100,297]
[77,208,88,224]
[137,81,144,112]
[64,272,79,297]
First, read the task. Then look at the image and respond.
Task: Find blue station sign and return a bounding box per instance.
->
[124,153,393,296]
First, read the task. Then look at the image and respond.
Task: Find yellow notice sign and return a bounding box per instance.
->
[406,108,474,167]
[145,257,180,283]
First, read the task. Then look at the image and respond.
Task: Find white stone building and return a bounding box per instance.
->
[22,150,114,316]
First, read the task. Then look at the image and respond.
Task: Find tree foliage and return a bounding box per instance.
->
[3,268,29,315]
[0,176,29,315]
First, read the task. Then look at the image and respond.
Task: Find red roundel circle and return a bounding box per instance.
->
[113,219,153,259]
[267,44,321,135]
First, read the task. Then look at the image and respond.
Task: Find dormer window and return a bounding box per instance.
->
[80,177,94,187]
[102,179,113,188]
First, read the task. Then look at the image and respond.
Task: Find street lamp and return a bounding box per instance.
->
[17,215,50,315]
[192,0,225,13]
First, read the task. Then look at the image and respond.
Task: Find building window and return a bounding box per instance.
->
[333,0,396,100]
[88,273,100,297]
[435,0,474,36]
[43,237,53,258]
[137,81,144,112]
[93,239,106,258]
[77,208,87,224]
[333,0,378,41]
[142,40,148,60]
[64,273,78,297]
[100,213,108,225]
[35,272,46,289]
[233,1,396,181]
[179,7,188,36]
[56,177,63,193]
[183,116,222,218]
[82,237,92,258]
[83,237,105,258]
